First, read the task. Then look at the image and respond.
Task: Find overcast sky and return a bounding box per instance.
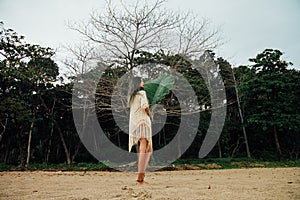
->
[1,0,299,70]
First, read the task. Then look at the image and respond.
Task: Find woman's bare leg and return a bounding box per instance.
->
[143,146,152,173]
[137,138,150,185]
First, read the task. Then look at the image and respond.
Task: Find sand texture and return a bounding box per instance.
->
[0,168,299,200]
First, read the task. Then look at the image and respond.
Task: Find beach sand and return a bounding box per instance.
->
[0,167,299,200]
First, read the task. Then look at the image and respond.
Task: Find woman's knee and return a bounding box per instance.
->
[147,149,153,154]
[139,138,147,151]
[139,138,148,147]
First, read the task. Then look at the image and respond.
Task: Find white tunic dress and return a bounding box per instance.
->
[128,90,152,152]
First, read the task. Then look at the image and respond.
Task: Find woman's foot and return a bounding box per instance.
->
[136,180,149,186]
[136,172,148,185]
[137,173,145,181]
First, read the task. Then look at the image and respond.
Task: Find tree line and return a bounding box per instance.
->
[0,0,299,168]
[1,24,299,168]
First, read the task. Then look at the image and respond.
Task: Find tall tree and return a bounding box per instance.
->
[217,57,251,158]
[242,49,295,160]
[69,0,221,70]
[0,22,58,167]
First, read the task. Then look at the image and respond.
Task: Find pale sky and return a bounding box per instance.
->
[1,0,300,70]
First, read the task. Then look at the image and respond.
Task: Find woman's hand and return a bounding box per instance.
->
[145,107,154,121]
[145,107,150,115]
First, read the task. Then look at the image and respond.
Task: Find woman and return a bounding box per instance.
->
[128,77,153,185]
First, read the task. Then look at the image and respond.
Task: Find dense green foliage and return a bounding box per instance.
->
[0,24,299,169]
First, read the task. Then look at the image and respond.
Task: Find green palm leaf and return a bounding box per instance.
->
[144,74,174,108]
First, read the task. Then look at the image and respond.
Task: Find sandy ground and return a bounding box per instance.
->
[0,168,299,200]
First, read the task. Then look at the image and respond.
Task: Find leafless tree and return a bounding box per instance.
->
[68,0,221,70]
[231,68,251,158]
[176,13,220,58]
[62,43,98,76]
[65,0,222,115]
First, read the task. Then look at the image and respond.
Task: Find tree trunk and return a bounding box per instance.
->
[177,134,181,158]
[217,139,222,158]
[158,130,161,146]
[231,137,241,158]
[273,126,283,161]
[71,141,82,163]
[54,120,71,165]
[0,115,8,143]
[17,130,26,169]
[232,70,251,158]
[26,120,34,167]
[46,122,54,164]
[163,127,166,146]
[3,146,9,165]
[38,96,70,164]
[117,132,121,147]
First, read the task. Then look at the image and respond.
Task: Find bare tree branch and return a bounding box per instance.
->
[68,0,221,70]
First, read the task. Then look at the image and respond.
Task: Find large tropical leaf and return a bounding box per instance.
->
[144,74,174,108]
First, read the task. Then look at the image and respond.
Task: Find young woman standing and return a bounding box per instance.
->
[128,77,153,185]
